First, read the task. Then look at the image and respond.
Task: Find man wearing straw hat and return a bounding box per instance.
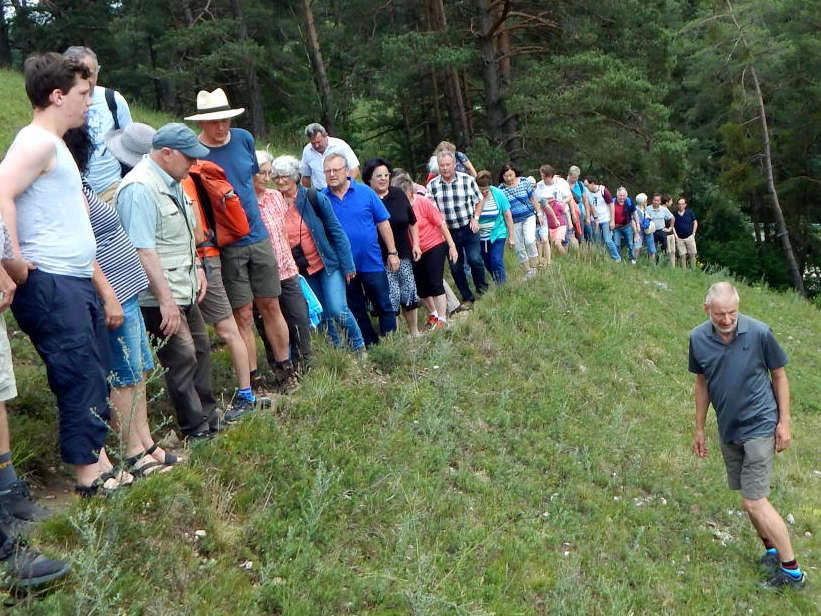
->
[185,89,297,394]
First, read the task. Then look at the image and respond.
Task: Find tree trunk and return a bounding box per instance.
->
[727,0,804,294]
[301,0,335,134]
[426,0,470,147]
[229,0,264,137]
[0,5,12,68]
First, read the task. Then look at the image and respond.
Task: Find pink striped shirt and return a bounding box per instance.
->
[258,189,299,281]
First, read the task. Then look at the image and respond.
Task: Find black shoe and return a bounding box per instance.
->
[757,551,780,575]
[183,430,214,443]
[224,397,255,423]
[764,567,806,590]
[0,481,51,522]
[0,534,70,587]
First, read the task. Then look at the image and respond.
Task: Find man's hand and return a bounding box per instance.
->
[775,421,791,452]
[609,220,615,231]
[387,254,400,273]
[103,295,125,330]
[0,267,15,312]
[159,300,181,337]
[2,258,35,285]
[692,429,708,458]
[196,267,208,303]
[345,271,356,284]
[468,217,479,234]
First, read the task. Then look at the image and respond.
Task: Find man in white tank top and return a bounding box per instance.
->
[0,53,125,504]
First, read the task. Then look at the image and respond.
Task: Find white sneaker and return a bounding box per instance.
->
[525,268,537,280]
[630,259,637,265]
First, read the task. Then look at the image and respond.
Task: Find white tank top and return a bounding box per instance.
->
[12,125,96,277]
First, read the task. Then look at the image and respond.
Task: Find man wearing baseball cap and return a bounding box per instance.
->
[115,123,222,441]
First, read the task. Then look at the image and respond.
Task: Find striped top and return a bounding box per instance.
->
[85,182,149,304]
[257,189,299,281]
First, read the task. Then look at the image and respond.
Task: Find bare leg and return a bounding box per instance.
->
[232,302,259,372]
[744,497,795,562]
[433,294,448,320]
[420,296,436,316]
[255,296,290,363]
[109,382,148,458]
[0,402,10,452]
[403,307,419,336]
[552,238,568,256]
[689,253,697,269]
[214,316,251,389]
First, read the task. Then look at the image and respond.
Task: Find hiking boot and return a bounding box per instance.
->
[0,531,70,587]
[224,396,255,423]
[764,567,806,590]
[425,315,439,331]
[757,551,781,575]
[272,362,299,395]
[0,481,50,522]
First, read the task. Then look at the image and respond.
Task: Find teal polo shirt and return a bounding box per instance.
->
[688,314,789,443]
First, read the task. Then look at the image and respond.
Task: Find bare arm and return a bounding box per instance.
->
[409,223,421,261]
[692,219,698,237]
[503,209,515,247]
[136,248,181,336]
[439,223,458,263]
[771,367,791,452]
[349,166,360,180]
[301,177,312,188]
[464,160,478,177]
[693,373,710,458]
[92,261,124,330]
[376,219,400,272]
[608,201,615,230]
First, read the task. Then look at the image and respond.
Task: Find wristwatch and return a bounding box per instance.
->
[388,250,398,256]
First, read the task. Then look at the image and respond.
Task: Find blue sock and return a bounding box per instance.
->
[237,387,255,403]
[781,559,802,577]
[0,450,18,489]
[765,547,777,556]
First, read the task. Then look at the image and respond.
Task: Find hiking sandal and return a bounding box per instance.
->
[125,451,172,479]
[74,474,120,499]
[145,443,180,466]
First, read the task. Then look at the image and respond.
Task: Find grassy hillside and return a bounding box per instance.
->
[1,248,818,614]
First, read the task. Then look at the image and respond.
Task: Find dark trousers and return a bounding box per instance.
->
[142,303,217,436]
[480,237,507,285]
[11,270,110,465]
[346,270,396,346]
[255,275,311,369]
[449,224,487,302]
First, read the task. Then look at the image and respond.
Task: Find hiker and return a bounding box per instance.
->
[0,210,70,587]
[567,165,592,242]
[633,193,657,261]
[646,193,674,264]
[586,178,621,262]
[498,162,541,278]
[268,155,365,353]
[0,53,121,497]
[433,141,477,178]
[186,88,297,393]
[62,45,132,204]
[115,123,221,442]
[363,157,421,338]
[64,123,179,477]
[427,150,488,309]
[391,173,459,330]
[105,122,156,176]
[690,282,805,590]
[474,170,515,285]
[534,164,575,258]
[323,153,399,346]
[254,150,312,371]
[612,187,638,264]
[300,123,360,190]
[673,196,698,269]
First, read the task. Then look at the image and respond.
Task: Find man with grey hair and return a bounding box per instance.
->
[63,45,132,204]
[426,150,487,307]
[689,282,805,590]
[300,123,359,189]
[566,165,592,242]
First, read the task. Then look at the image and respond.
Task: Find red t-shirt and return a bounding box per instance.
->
[284,206,323,275]
[412,195,446,253]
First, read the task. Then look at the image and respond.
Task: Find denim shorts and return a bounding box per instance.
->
[108,295,154,387]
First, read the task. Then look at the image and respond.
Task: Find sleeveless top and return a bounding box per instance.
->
[11,125,96,277]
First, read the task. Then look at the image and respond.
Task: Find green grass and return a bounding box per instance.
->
[2,248,818,614]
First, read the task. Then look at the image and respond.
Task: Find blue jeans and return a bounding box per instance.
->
[480,237,507,285]
[305,268,365,351]
[640,231,657,255]
[449,224,488,302]
[598,222,622,262]
[613,225,635,261]
[346,270,396,347]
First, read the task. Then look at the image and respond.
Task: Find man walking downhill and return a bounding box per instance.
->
[690,282,806,590]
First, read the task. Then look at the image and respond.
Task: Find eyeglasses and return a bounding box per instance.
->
[272,175,291,182]
[324,166,347,175]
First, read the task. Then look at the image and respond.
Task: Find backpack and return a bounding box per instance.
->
[104,88,119,130]
[182,160,250,247]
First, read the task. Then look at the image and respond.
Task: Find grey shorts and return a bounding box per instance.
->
[219,239,281,309]
[199,255,234,324]
[719,436,775,500]
[0,317,17,402]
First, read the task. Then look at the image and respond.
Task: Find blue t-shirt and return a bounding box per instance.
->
[323,180,390,273]
[200,128,268,246]
[674,209,697,238]
[570,180,586,218]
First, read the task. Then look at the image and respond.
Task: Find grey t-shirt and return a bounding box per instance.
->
[688,314,788,443]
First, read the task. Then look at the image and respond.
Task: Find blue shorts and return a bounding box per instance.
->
[108,295,154,387]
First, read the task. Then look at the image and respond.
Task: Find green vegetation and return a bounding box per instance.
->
[3,249,819,613]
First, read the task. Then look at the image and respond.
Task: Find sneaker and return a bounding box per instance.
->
[764,567,806,590]
[425,315,439,331]
[630,259,637,265]
[224,396,255,423]
[757,551,781,575]
[0,534,70,588]
[432,319,446,330]
[525,268,537,280]
[0,481,50,522]
[272,362,300,395]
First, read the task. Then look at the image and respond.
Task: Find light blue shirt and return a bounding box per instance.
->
[116,157,180,249]
[84,85,132,193]
[300,136,359,190]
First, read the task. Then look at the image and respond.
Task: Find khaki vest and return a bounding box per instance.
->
[117,157,198,307]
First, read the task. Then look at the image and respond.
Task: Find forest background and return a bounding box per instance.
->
[1,0,819,297]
